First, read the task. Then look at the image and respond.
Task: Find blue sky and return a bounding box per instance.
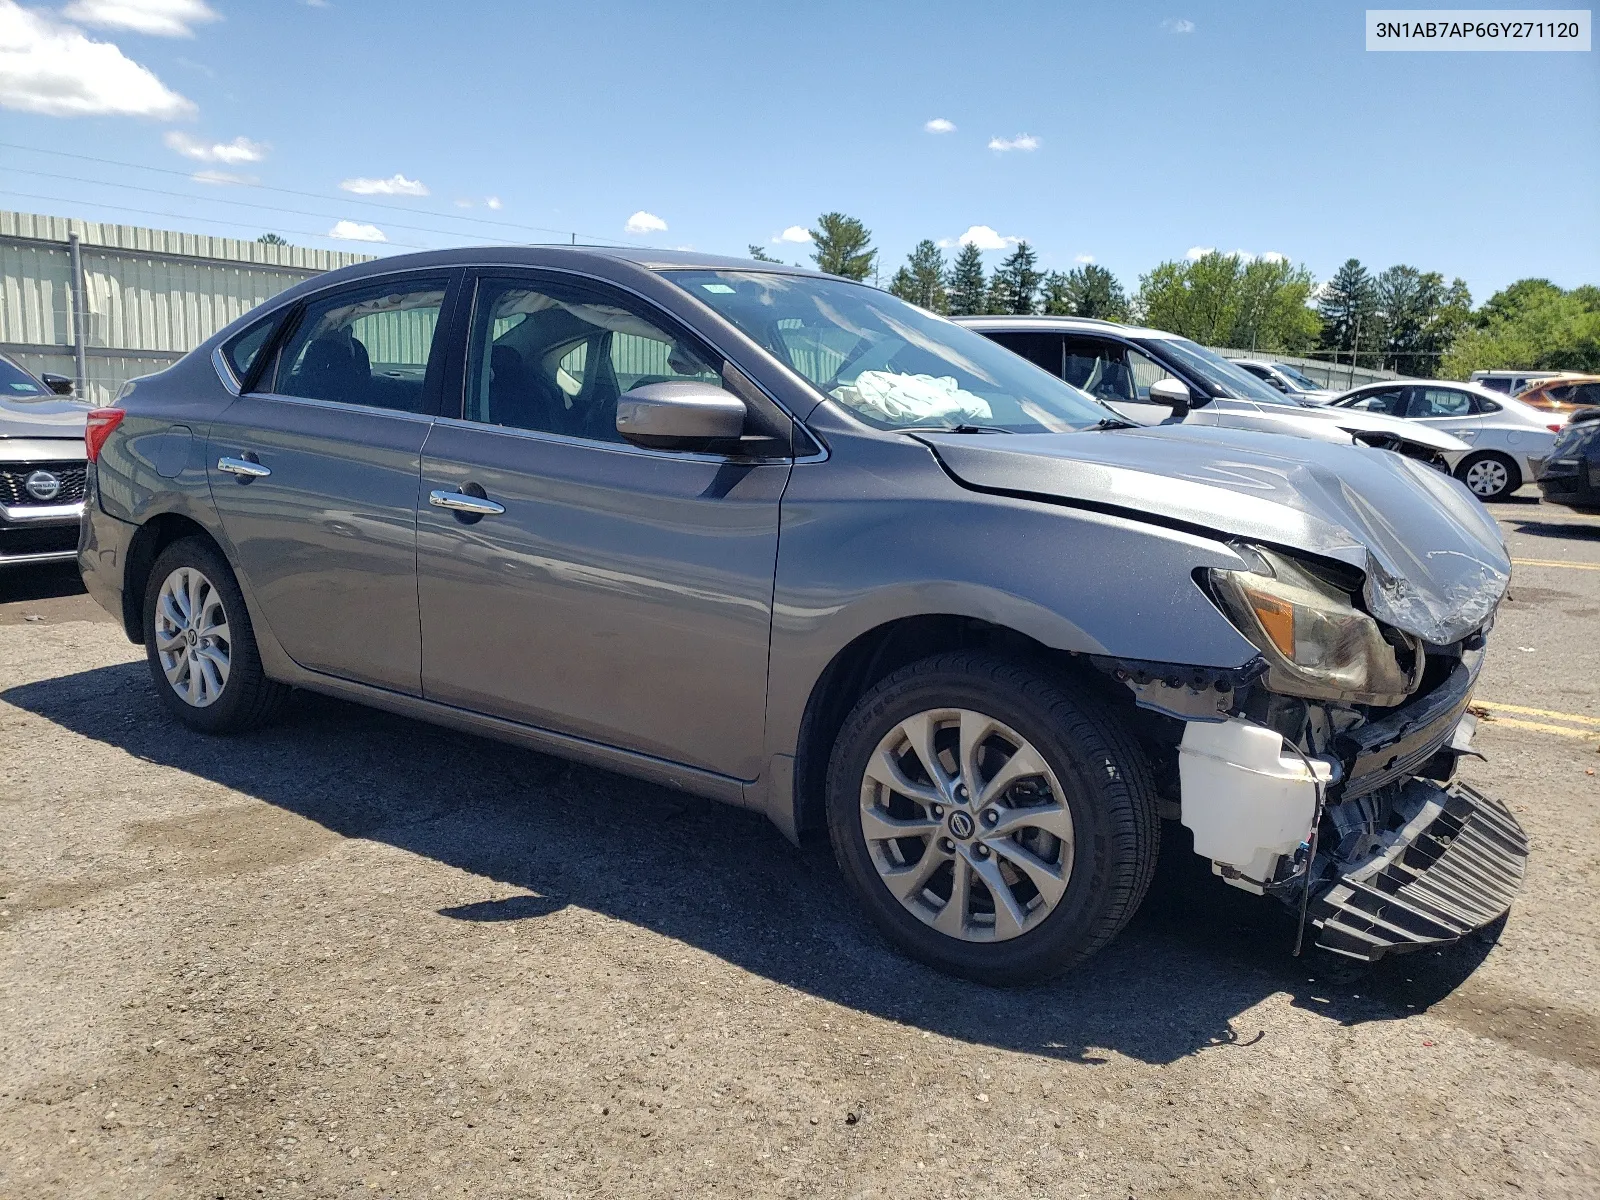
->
[2,0,1596,302]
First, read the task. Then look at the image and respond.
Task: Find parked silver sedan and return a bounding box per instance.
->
[1330,379,1560,502]
[1,353,91,567]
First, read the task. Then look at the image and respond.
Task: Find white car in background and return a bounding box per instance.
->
[1230,359,1341,405]
[1330,379,1561,502]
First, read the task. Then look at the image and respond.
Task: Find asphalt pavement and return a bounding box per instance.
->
[1,490,1595,1199]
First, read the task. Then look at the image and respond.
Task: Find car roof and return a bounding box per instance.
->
[1524,374,1600,388]
[308,244,829,279]
[952,314,1178,339]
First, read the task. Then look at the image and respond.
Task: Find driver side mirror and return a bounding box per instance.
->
[1146,377,1193,419]
[40,372,75,396]
[616,381,748,451]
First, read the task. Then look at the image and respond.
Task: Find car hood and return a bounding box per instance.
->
[1242,403,1469,453]
[0,393,92,439]
[918,422,1509,646]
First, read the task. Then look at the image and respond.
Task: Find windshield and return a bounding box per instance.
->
[0,357,45,397]
[663,270,1115,433]
[1138,337,1307,407]
[1272,363,1323,391]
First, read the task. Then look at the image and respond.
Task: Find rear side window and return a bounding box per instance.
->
[1408,388,1473,418]
[224,314,283,386]
[985,332,1064,377]
[272,278,449,413]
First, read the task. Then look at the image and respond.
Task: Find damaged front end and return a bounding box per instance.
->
[1102,541,1527,963]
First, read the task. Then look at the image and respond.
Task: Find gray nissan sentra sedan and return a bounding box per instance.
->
[78,248,1527,983]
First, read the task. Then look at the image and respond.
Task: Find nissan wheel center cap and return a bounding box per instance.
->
[24,469,61,502]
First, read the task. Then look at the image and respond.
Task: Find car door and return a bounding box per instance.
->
[206,270,459,694]
[414,270,791,781]
[1404,386,1482,443]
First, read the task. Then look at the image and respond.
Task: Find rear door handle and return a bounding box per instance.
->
[428,488,505,516]
[217,455,271,479]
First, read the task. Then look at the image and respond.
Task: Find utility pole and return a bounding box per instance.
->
[1348,311,1361,388]
[68,231,89,399]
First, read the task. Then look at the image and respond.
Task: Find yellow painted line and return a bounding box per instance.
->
[1513,558,1600,571]
[1477,715,1600,740]
[1476,701,1600,728]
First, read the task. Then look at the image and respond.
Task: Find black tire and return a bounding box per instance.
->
[825,651,1160,985]
[142,535,290,733]
[1455,451,1521,503]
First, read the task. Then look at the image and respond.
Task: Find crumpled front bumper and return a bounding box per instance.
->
[1312,780,1528,961]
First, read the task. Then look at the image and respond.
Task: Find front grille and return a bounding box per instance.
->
[0,462,87,507]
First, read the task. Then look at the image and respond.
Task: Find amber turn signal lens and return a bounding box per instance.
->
[1243,587,1295,658]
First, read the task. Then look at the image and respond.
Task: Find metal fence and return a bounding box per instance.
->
[1213,348,1403,391]
[0,209,372,406]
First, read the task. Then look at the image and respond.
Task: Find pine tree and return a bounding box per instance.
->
[257,233,287,245]
[988,242,1042,315]
[809,213,876,280]
[887,240,948,311]
[947,244,987,316]
[747,244,781,262]
[1317,258,1379,365]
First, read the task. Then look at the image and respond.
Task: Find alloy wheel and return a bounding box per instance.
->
[858,708,1074,942]
[1464,458,1510,498]
[154,566,232,708]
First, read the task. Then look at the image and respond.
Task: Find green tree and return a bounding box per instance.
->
[746,244,781,262]
[1317,258,1380,367]
[986,241,1042,315]
[257,233,287,245]
[1373,265,1472,378]
[1135,252,1317,350]
[946,243,987,316]
[887,239,948,312]
[1042,263,1129,320]
[809,212,875,280]
[1441,282,1600,378]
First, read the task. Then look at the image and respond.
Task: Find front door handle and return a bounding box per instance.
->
[217,455,271,479]
[428,488,506,516]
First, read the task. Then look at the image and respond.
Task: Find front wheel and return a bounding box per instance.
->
[1456,451,1521,502]
[142,536,290,733]
[825,652,1160,984]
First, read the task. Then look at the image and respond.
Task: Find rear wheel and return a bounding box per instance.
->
[1456,451,1520,502]
[142,536,289,733]
[825,652,1160,984]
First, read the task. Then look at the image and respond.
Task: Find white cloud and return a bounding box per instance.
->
[164,130,265,163]
[957,224,1021,252]
[340,172,428,196]
[0,1,195,117]
[192,169,255,185]
[1162,17,1196,34]
[625,210,667,234]
[63,0,220,38]
[924,117,955,134]
[1185,245,1215,260]
[485,195,502,210]
[328,219,385,243]
[987,133,1039,153]
[302,0,328,6]
[454,198,474,208]
[1074,254,1095,264]
[1228,249,1257,263]
[1260,250,1288,263]
[774,225,812,244]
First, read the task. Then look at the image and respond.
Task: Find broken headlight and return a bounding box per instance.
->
[1210,547,1424,706]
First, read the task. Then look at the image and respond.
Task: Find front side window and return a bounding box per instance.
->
[1340,386,1406,414]
[273,278,448,413]
[463,275,724,442]
[665,271,1113,433]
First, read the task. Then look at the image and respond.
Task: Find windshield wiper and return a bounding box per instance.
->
[1087,417,1139,430]
[900,423,1012,434]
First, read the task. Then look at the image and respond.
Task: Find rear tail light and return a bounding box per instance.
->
[85,407,126,462]
[1547,423,1564,433]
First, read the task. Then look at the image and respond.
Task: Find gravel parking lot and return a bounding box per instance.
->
[1,493,1596,1200]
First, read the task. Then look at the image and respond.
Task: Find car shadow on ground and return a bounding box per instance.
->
[0,562,85,604]
[4,662,1505,1068]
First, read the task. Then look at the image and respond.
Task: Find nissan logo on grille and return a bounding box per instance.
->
[24,469,62,502]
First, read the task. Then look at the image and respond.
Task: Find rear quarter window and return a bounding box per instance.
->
[223,314,284,387]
